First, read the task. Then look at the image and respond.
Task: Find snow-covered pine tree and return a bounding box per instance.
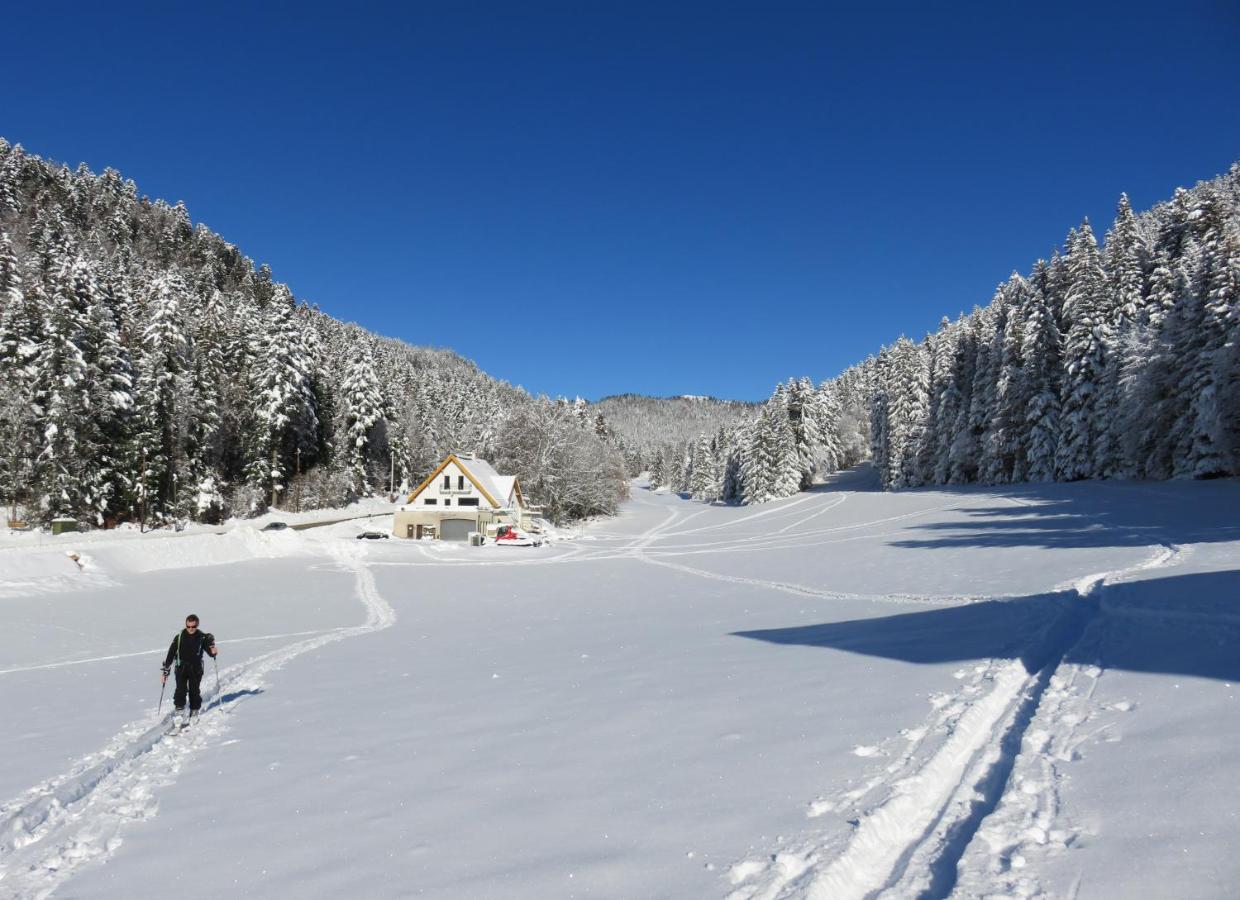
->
[983,275,1031,483]
[1021,270,1063,481]
[1217,283,1240,473]
[35,253,92,518]
[0,142,22,222]
[249,287,320,508]
[185,290,227,502]
[720,425,745,503]
[1098,195,1152,478]
[341,349,387,494]
[688,433,718,500]
[815,380,844,476]
[1105,193,1150,328]
[741,408,776,505]
[82,273,135,522]
[0,231,39,520]
[885,337,930,489]
[782,377,825,490]
[647,448,666,489]
[947,311,985,483]
[928,318,965,483]
[914,318,949,481]
[133,272,189,521]
[1120,255,1188,479]
[869,345,894,485]
[1172,190,1237,477]
[1057,221,1109,481]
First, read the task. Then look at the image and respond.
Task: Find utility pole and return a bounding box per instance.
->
[139,449,147,533]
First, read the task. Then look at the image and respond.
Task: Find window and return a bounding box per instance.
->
[423,498,437,505]
[443,498,451,506]
[457,497,479,507]
[443,475,450,489]
[458,475,465,489]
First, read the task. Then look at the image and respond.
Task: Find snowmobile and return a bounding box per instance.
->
[493,524,543,547]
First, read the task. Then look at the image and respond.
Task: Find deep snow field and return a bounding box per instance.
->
[1,466,1237,899]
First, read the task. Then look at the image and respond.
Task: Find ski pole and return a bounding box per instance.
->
[213,656,220,711]
[157,676,167,716]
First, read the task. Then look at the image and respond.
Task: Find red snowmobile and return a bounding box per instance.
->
[494,524,543,547]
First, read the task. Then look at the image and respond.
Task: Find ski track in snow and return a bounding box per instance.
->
[0,628,342,677]
[0,544,394,899]
[724,542,1188,900]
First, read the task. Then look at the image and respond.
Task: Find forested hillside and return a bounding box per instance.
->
[2,139,1233,526]
[587,394,755,468]
[650,164,1240,501]
[0,140,627,526]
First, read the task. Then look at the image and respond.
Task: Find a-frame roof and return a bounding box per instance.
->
[406,454,523,508]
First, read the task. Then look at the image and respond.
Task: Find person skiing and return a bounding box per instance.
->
[161,614,218,726]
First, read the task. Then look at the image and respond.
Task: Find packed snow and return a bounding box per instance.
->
[1,466,1238,898]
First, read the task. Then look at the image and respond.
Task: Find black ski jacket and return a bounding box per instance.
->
[163,629,216,671]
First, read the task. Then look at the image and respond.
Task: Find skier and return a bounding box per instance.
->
[161,614,218,727]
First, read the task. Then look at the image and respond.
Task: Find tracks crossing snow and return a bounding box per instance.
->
[0,544,394,899]
[726,543,1187,900]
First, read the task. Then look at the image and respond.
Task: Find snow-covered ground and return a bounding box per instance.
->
[1,466,1237,898]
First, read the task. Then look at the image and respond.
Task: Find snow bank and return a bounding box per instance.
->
[0,528,308,600]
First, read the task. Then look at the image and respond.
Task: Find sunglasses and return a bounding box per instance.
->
[186,624,198,629]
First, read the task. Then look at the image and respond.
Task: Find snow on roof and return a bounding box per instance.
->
[407,454,521,507]
[457,457,517,506]
[491,475,517,503]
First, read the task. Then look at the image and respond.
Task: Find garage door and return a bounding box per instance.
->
[440,518,474,541]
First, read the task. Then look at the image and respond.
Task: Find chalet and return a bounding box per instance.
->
[393,454,529,541]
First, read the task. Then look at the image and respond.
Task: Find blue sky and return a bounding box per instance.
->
[2,2,1238,401]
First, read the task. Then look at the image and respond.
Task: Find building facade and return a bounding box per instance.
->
[393,454,528,540]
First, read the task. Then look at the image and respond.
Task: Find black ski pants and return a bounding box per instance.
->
[174,664,204,711]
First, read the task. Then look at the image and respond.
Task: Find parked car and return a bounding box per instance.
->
[262,521,290,531]
[356,531,390,540]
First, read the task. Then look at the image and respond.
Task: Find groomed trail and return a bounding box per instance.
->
[0,545,394,899]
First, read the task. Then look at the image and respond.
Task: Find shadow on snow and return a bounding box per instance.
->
[886,478,1239,552]
[733,569,1240,683]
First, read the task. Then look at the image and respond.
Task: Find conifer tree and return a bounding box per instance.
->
[885,338,930,489]
[341,350,387,493]
[82,276,135,521]
[689,433,718,500]
[1173,191,1236,477]
[647,450,666,489]
[249,289,320,507]
[984,276,1031,483]
[1057,222,1109,480]
[134,272,189,521]
[1021,278,1062,481]
[35,255,92,518]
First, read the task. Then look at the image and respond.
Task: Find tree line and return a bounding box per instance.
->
[0,140,628,526]
[650,164,1239,500]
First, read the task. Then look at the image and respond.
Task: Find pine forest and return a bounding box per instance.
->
[1,139,1236,528]
[647,164,1240,503]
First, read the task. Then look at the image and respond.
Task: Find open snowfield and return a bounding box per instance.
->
[1,466,1238,899]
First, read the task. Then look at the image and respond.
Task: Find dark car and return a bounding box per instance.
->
[356,531,390,540]
[262,521,290,531]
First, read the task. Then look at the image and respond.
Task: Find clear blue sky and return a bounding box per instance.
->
[3,2,1238,401]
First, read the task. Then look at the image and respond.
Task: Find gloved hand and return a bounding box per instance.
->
[161,665,170,683]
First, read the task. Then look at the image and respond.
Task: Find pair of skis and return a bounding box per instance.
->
[158,656,221,735]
